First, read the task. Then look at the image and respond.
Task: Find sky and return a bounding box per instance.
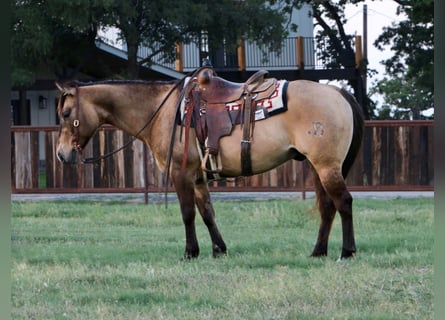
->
[343,0,405,85]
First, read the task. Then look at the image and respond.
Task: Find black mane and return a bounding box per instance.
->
[60,78,180,88]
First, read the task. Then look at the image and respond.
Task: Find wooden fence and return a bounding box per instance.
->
[11,120,434,194]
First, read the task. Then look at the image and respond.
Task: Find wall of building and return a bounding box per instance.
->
[11,89,59,162]
[287,3,313,37]
[11,89,59,126]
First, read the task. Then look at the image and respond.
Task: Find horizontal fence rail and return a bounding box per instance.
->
[11,121,434,195]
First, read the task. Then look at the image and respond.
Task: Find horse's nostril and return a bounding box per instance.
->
[57,151,65,163]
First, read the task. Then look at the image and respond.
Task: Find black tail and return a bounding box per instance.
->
[339,88,364,178]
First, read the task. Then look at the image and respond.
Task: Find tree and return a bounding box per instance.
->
[370,77,433,119]
[371,0,433,119]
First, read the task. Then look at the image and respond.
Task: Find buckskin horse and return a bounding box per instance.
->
[55,67,364,260]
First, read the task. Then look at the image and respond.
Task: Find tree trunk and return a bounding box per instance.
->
[126,40,140,79]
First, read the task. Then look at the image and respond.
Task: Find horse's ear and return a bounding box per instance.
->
[55,82,64,92]
[55,81,76,95]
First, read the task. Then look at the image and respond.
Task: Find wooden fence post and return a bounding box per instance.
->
[296,36,305,69]
[355,35,363,69]
[175,42,183,72]
[143,143,149,204]
[237,37,246,72]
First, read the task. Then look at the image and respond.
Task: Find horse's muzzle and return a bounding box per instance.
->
[56,148,78,164]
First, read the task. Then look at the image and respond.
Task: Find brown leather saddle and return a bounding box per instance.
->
[181,67,278,176]
[197,68,276,103]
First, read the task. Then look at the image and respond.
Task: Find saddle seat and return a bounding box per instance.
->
[197,68,276,103]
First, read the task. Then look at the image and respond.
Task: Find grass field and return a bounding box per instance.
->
[11,197,433,319]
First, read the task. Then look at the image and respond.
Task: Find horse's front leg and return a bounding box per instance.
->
[194,174,227,257]
[173,173,200,259]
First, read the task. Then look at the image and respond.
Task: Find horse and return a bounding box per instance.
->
[55,69,364,260]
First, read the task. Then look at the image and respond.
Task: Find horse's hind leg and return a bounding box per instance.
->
[194,175,227,257]
[311,167,337,257]
[317,167,356,259]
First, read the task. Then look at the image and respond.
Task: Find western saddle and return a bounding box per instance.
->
[181,66,278,176]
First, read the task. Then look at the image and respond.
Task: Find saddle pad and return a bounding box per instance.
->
[225,80,288,124]
[177,79,288,126]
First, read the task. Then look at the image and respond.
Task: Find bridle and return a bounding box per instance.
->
[72,86,81,151]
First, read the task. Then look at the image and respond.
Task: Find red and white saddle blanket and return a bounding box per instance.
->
[225,80,288,123]
[179,80,288,125]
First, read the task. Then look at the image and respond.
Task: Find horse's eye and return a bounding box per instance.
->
[62,109,71,120]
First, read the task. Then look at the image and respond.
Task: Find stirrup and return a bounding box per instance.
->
[201,149,222,174]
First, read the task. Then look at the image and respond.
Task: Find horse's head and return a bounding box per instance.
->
[55,82,100,164]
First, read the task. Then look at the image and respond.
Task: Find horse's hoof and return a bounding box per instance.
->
[182,249,200,260]
[181,254,198,262]
[339,248,356,260]
[310,250,327,257]
[212,250,227,258]
[212,245,227,258]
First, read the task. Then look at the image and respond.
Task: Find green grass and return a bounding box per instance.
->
[11,197,433,319]
[39,172,46,188]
